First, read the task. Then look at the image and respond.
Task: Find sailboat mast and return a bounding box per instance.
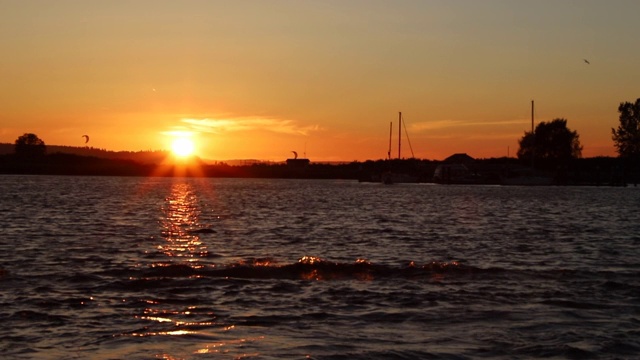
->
[398,112,402,159]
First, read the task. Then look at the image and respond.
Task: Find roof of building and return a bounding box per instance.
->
[443,153,475,164]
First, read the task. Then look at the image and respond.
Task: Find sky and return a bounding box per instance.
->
[1,0,639,162]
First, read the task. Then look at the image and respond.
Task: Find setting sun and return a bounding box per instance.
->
[171,137,195,157]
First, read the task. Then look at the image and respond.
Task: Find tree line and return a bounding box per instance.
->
[6,98,640,183]
[514,98,639,178]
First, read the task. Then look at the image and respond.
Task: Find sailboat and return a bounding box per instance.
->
[382,112,419,184]
[356,112,419,183]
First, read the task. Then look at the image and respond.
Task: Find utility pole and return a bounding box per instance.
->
[388,121,392,160]
[531,100,535,169]
[398,112,402,159]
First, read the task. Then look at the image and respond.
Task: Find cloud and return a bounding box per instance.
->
[161,129,195,137]
[180,116,320,135]
[411,119,529,132]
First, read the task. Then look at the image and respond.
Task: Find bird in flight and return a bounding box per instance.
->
[583,59,590,64]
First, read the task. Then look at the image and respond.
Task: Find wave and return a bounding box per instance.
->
[128,256,501,281]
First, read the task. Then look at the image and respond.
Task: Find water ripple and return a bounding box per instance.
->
[1,176,639,359]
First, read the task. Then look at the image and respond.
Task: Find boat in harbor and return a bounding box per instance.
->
[380,112,419,184]
[358,112,421,184]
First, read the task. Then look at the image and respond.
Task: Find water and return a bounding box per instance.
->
[1,175,639,359]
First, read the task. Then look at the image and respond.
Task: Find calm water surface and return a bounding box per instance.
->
[1,175,639,359]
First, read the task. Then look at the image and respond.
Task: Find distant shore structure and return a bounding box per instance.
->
[286,150,310,167]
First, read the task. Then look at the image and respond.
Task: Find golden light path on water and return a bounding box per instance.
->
[136,181,264,358]
[159,182,207,266]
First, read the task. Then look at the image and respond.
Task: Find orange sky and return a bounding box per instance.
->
[1,1,638,162]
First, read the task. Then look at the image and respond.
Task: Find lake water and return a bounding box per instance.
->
[1,175,639,359]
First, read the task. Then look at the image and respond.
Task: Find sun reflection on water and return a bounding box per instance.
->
[130,330,196,337]
[193,336,263,356]
[128,181,267,359]
[159,182,210,262]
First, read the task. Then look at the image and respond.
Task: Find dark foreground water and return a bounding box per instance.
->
[1,175,639,359]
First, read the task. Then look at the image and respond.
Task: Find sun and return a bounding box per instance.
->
[171,137,195,157]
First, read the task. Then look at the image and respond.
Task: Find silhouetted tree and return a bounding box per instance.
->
[612,99,640,184]
[612,98,640,159]
[14,133,46,159]
[517,118,582,169]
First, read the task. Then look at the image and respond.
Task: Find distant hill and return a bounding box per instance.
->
[0,143,170,164]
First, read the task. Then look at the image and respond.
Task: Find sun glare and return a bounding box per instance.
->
[171,137,195,157]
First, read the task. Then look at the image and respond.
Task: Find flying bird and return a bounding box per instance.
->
[583,59,590,64]
[82,135,89,144]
